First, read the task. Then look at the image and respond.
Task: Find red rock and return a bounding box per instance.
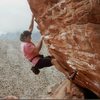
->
[27,0,100,97]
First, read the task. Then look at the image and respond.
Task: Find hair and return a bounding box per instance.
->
[20,30,32,42]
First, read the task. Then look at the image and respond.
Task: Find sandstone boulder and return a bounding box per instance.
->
[28,0,100,97]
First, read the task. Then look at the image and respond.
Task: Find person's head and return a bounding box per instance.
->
[20,30,32,42]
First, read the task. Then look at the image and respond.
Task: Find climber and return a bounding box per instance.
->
[20,15,53,75]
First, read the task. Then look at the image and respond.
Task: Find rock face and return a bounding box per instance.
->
[28,0,100,97]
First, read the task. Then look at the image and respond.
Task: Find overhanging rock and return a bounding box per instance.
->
[27,0,100,97]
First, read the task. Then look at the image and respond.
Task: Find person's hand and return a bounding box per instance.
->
[41,35,44,40]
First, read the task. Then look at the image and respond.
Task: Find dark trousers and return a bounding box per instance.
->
[31,56,53,74]
[35,56,53,69]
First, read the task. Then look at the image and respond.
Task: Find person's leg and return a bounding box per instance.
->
[35,56,53,69]
[31,56,53,75]
[31,66,40,75]
[45,56,53,59]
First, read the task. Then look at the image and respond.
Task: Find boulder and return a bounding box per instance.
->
[28,0,100,97]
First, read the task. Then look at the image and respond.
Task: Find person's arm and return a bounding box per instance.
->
[28,15,34,33]
[36,36,44,52]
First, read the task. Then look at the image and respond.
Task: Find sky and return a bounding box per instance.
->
[0,0,38,35]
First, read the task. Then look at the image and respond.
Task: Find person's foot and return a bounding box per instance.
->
[31,67,40,75]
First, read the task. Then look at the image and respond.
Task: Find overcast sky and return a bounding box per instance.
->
[0,0,38,35]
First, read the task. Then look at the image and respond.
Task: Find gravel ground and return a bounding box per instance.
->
[0,40,65,99]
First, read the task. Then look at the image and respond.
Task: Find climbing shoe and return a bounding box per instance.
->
[31,67,40,75]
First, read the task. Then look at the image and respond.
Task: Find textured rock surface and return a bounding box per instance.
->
[28,0,100,97]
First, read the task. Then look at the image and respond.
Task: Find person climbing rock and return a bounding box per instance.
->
[20,15,53,75]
